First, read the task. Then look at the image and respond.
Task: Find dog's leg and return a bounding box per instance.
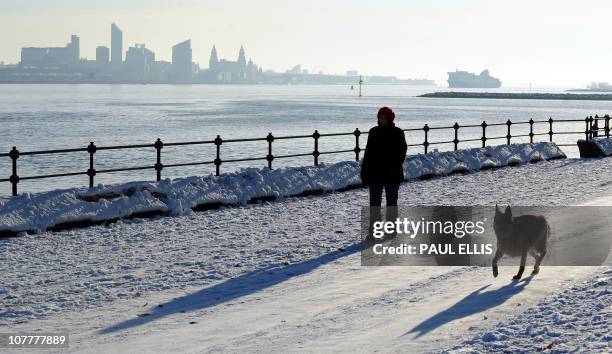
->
[514,251,527,280]
[532,249,546,275]
[492,249,503,278]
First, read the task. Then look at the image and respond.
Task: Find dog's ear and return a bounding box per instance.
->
[495,204,500,214]
[505,205,512,218]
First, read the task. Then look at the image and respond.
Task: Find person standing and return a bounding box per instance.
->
[360,106,407,207]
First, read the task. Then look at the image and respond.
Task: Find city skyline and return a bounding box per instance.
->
[2,0,612,86]
[4,22,435,85]
[4,24,396,80]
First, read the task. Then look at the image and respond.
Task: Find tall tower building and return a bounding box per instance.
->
[237,46,247,81]
[209,45,219,70]
[172,39,192,83]
[111,23,123,71]
[237,45,246,67]
[69,35,80,65]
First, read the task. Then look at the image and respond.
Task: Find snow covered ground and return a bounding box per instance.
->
[445,268,611,353]
[1,155,611,353]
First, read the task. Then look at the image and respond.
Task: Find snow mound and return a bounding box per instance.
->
[446,270,611,353]
[592,137,612,156]
[0,142,565,235]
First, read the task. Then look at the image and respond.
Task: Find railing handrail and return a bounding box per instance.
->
[2,114,610,196]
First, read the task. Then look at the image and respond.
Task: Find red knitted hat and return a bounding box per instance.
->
[377,106,395,121]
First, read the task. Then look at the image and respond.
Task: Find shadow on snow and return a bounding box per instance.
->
[100,243,363,334]
[407,275,534,338]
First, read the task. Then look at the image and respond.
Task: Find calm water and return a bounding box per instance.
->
[1,84,610,195]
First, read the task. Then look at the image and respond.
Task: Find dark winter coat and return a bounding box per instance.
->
[360,125,407,185]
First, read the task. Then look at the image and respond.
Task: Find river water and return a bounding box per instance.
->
[1,84,610,195]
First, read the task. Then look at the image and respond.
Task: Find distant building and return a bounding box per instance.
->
[111,23,123,73]
[206,45,260,83]
[346,70,358,76]
[96,46,109,63]
[171,40,192,82]
[124,44,154,82]
[287,64,301,74]
[151,60,172,82]
[209,46,219,71]
[20,35,79,68]
[96,46,110,70]
[70,35,80,63]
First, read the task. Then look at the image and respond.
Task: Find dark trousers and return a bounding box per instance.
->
[367,183,400,239]
[369,183,400,206]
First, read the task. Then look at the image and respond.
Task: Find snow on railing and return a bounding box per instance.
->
[0,142,566,236]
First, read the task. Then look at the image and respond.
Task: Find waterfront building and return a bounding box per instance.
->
[96,46,110,71]
[171,40,192,82]
[124,44,155,82]
[111,23,123,74]
[206,45,259,83]
[20,35,79,69]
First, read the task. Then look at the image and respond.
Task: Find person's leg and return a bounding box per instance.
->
[384,184,400,238]
[385,183,400,206]
[368,184,383,240]
[369,184,383,206]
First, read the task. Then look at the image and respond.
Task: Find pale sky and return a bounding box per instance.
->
[1,0,611,87]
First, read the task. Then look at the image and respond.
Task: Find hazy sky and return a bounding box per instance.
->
[1,0,611,87]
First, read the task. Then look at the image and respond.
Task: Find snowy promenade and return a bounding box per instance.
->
[2,157,611,352]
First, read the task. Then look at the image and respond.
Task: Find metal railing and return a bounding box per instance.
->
[1,115,609,196]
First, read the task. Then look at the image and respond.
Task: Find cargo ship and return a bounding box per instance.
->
[447,69,501,88]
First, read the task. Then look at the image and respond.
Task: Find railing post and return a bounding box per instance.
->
[9,147,19,196]
[353,128,361,161]
[312,130,320,166]
[87,142,96,188]
[481,121,487,148]
[548,117,554,142]
[453,122,459,151]
[529,118,534,144]
[423,124,429,154]
[605,114,610,138]
[154,138,163,181]
[506,119,512,145]
[214,135,222,176]
[266,133,274,169]
[584,116,590,142]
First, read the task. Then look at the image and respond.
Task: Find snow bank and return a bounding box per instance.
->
[402,142,562,179]
[0,142,564,235]
[592,136,612,156]
[446,269,611,353]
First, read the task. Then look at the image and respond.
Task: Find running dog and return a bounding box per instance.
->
[492,205,549,280]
